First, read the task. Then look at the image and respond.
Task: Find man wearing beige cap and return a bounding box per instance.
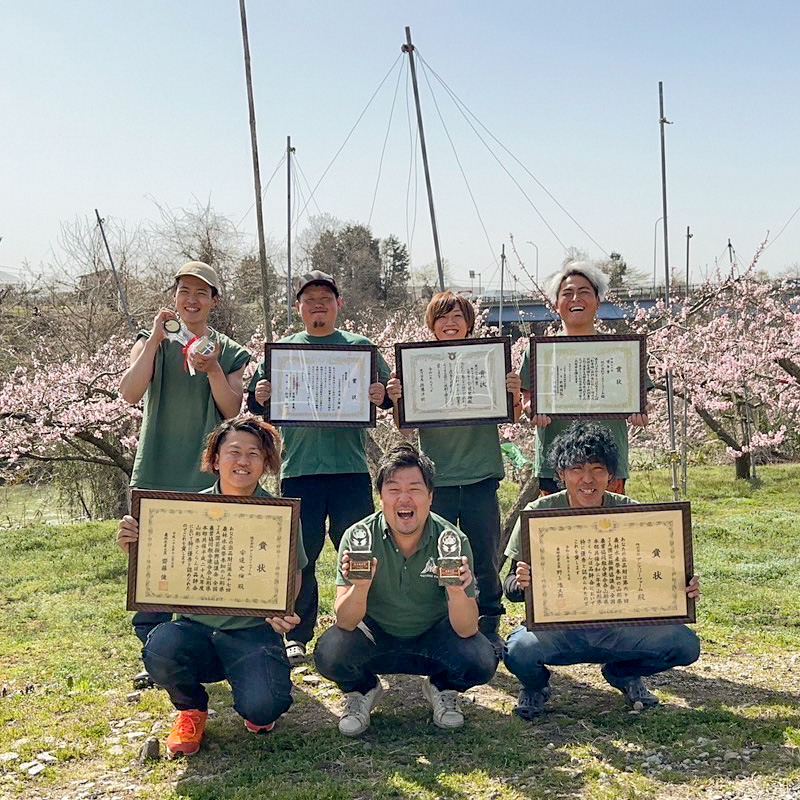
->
[119,261,250,656]
[247,270,392,665]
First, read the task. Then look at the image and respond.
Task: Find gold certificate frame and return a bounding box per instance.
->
[531,334,647,418]
[395,337,513,427]
[264,343,377,427]
[520,502,694,630]
[128,490,301,616]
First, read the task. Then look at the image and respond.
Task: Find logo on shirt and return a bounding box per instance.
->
[419,558,438,579]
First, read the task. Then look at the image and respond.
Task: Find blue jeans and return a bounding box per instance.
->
[431,478,504,619]
[314,616,498,694]
[504,624,700,690]
[143,619,293,726]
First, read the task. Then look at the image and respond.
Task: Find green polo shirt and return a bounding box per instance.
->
[505,490,636,561]
[130,328,250,491]
[248,330,391,479]
[180,482,308,630]
[337,511,475,639]
[418,424,505,487]
[519,344,632,480]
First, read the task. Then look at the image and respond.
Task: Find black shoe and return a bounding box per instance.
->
[601,666,659,708]
[132,670,156,691]
[513,686,551,720]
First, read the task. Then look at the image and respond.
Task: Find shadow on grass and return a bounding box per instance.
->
[165,662,800,800]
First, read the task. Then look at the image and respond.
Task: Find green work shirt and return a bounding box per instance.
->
[130,328,250,491]
[505,490,636,561]
[249,330,391,479]
[519,344,632,480]
[336,511,475,639]
[180,482,308,630]
[418,424,504,487]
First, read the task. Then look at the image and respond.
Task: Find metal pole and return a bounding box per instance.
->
[286,135,294,329]
[499,244,505,334]
[658,81,680,501]
[653,217,663,291]
[238,0,272,341]
[402,26,445,292]
[94,209,135,336]
[681,225,692,496]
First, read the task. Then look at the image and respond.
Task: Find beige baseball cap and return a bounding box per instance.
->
[174,261,220,292]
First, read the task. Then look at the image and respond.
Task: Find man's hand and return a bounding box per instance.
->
[254,379,272,406]
[444,556,474,595]
[117,515,139,553]
[150,308,178,347]
[386,372,402,403]
[368,382,386,406]
[189,341,221,375]
[341,551,378,587]
[629,402,653,428]
[685,575,701,600]
[532,414,552,428]
[506,372,522,396]
[265,613,301,635]
[514,561,532,591]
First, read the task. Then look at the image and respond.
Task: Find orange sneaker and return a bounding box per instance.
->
[243,719,275,734]
[165,710,207,758]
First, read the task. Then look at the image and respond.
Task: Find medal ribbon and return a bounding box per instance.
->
[182,336,199,373]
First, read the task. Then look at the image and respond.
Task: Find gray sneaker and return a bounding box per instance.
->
[422,677,464,729]
[514,685,551,720]
[338,682,385,737]
[601,666,660,708]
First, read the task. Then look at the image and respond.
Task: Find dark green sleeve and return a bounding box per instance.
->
[519,344,531,391]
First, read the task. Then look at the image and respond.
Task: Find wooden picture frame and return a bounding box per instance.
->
[519,502,694,630]
[531,334,647,418]
[395,337,513,428]
[128,490,301,617]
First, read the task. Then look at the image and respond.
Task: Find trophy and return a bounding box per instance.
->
[437,529,463,586]
[347,525,373,580]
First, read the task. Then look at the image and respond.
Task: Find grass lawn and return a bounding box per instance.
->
[0,465,799,799]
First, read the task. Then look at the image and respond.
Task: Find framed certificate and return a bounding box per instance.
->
[531,334,647,418]
[519,502,694,630]
[395,337,513,427]
[127,490,301,616]
[264,343,377,427]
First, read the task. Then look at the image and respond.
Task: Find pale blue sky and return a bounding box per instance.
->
[2,1,799,291]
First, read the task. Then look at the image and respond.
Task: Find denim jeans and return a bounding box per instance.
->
[281,473,374,645]
[504,623,700,690]
[314,616,498,694]
[143,619,293,726]
[431,478,504,619]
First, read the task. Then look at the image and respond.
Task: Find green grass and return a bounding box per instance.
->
[0,466,799,798]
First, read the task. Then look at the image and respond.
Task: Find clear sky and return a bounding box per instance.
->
[2,1,799,292]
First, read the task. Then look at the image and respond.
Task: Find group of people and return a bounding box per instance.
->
[115,258,700,758]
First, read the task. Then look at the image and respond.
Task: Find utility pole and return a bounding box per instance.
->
[286,135,295,328]
[95,209,135,336]
[499,244,505,334]
[681,225,693,496]
[658,81,680,501]
[238,0,272,341]
[402,26,445,292]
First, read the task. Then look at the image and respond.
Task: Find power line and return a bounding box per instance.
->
[368,59,406,227]
[418,53,608,257]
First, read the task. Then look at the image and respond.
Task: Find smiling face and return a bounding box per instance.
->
[380,466,433,541]
[559,461,611,508]
[432,308,469,341]
[295,284,342,335]
[213,430,267,496]
[174,275,217,328]
[555,274,600,333]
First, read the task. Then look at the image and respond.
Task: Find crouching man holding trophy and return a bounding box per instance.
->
[314,444,498,736]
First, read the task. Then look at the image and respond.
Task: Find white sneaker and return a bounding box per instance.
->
[338,682,385,737]
[422,677,464,729]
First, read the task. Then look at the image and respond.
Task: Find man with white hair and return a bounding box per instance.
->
[519,261,648,495]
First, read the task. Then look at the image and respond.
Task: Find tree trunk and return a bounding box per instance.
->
[498,471,539,564]
[734,451,752,481]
